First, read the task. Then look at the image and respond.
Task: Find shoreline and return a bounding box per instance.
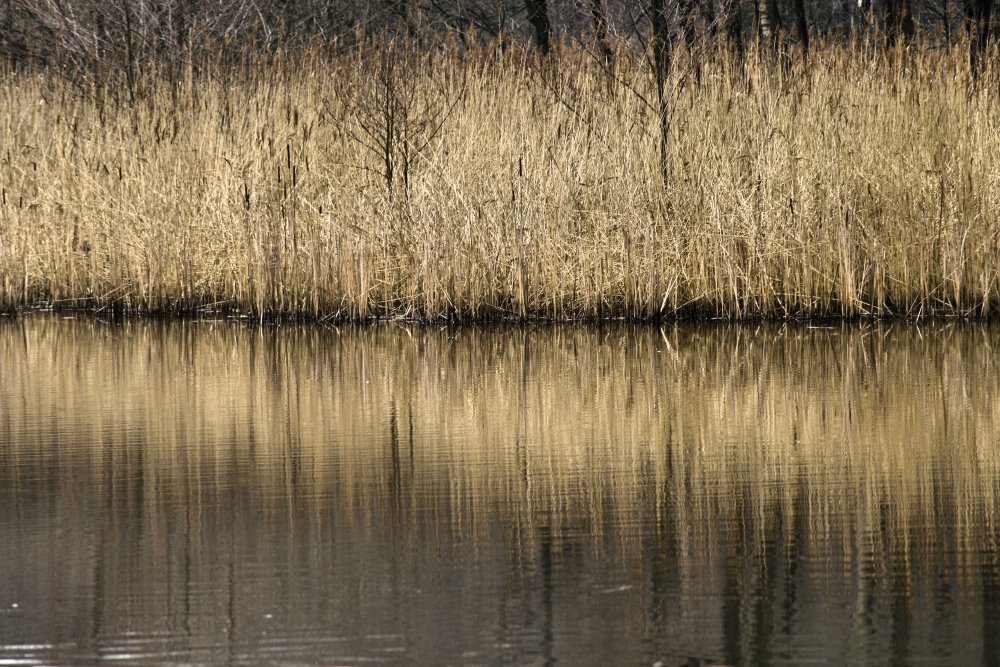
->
[2,304,994,326]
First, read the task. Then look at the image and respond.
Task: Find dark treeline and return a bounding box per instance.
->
[0,0,995,72]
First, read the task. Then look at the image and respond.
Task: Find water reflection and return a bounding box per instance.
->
[1,317,998,665]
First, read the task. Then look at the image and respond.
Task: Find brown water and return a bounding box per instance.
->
[1,316,999,666]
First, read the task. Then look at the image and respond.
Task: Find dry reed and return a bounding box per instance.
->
[1,39,999,320]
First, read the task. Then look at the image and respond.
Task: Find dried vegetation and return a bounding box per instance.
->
[2,39,999,320]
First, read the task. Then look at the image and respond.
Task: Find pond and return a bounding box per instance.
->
[1,316,999,665]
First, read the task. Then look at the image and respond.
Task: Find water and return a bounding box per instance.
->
[1,316,999,666]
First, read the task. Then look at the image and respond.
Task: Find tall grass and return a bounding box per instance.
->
[1,39,999,320]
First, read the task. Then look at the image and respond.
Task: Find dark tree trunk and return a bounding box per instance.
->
[122,0,137,107]
[967,0,994,74]
[524,0,552,54]
[794,0,809,55]
[899,0,916,38]
[649,0,674,190]
[398,0,412,29]
[172,0,191,49]
[727,0,746,62]
[885,0,915,43]
[756,0,783,51]
[978,0,994,53]
[704,0,718,40]
[0,0,9,62]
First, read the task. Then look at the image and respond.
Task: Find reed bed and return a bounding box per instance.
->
[1,40,1000,320]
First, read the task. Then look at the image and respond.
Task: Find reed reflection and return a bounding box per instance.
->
[1,317,998,665]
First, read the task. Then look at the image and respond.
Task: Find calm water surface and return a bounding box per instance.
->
[1,316,999,666]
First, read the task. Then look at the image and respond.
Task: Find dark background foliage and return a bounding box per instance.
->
[0,0,993,71]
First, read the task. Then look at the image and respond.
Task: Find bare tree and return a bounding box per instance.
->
[334,37,463,201]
